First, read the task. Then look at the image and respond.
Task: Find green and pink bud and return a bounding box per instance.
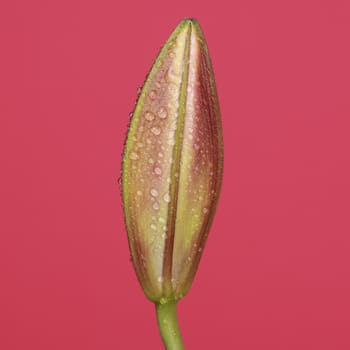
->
[122,19,223,303]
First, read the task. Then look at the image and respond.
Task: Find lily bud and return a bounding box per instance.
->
[122,19,223,303]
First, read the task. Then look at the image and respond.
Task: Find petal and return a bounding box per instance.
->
[171,21,223,296]
[122,20,191,300]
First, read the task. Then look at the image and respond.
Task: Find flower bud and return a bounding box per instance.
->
[122,19,223,302]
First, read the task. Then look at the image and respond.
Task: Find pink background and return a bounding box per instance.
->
[1,0,350,349]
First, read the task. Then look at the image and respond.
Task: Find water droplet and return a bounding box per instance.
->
[149,90,157,100]
[154,166,162,175]
[168,51,175,58]
[148,158,154,164]
[158,107,168,119]
[158,217,166,223]
[157,276,163,282]
[194,143,200,150]
[150,188,159,197]
[203,208,209,213]
[163,193,171,203]
[153,202,160,210]
[129,152,139,160]
[159,297,167,305]
[137,190,142,196]
[150,223,157,230]
[144,111,155,121]
[158,152,163,158]
[151,126,161,135]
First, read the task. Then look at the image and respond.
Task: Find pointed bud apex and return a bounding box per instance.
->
[122,19,223,302]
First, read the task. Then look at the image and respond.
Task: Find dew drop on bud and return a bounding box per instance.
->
[153,202,160,210]
[144,111,155,121]
[129,152,139,160]
[158,107,168,119]
[149,90,157,100]
[154,166,162,175]
[151,126,161,135]
[163,193,171,203]
[150,188,159,197]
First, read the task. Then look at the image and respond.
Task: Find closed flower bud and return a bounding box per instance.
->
[122,19,223,304]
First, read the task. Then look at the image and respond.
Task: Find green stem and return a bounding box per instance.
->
[155,300,185,350]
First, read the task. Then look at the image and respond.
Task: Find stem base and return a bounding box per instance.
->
[155,300,185,350]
